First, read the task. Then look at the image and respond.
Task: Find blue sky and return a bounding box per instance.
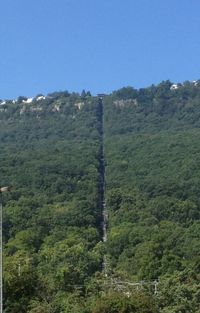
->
[1,0,200,99]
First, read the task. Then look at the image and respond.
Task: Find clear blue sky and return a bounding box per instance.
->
[1,0,200,99]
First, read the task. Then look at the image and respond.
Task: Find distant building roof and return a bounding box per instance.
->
[97,93,107,97]
[170,84,178,90]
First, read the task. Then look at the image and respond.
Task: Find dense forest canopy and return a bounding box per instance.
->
[0,80,199,312]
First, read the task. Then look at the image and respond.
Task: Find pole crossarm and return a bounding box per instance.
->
[102,277,159,295]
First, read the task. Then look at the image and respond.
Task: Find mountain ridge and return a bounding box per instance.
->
[0,80,200,312]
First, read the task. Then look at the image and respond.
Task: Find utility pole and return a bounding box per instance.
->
[0,186,10,313]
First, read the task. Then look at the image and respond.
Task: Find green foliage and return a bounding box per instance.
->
[0,95,103,312]
[90,291,156,313]
[157,270,200,313]
[103,81,200,310]
[1,81,200,311]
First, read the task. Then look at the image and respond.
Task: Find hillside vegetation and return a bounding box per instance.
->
[0,81,200,312]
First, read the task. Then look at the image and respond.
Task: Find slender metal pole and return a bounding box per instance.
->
[0,187,10,313]
[0,194,3,313]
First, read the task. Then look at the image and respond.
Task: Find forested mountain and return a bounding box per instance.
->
[0,81,200,312]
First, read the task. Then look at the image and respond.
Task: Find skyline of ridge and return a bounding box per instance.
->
[1,78,199,101]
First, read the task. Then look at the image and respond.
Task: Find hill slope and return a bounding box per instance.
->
[0,81,200,312]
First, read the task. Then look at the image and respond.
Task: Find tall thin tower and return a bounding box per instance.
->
[0,187,10,313]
